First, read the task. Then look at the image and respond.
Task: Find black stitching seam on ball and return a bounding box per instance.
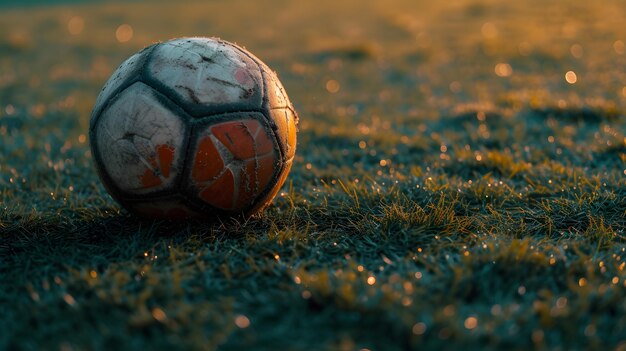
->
[90,44,159,208]
[225,40,297,215]
[93,82,190,204]
[141,38,265,119]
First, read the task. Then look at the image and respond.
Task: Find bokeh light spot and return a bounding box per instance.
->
[565,71,577,84]
[464,316,478,330]
[115,24,134,43]
[614,40,625,54]
[570,44,583,58]
[481,22,498,38]
[412,322,427,335]
[152,308,167,322]
[326,79,340,93]
[235,315,250,328]
[494,63,512,77]
[67,16,84,35]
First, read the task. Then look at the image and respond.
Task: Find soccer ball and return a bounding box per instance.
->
[89,37,298,219]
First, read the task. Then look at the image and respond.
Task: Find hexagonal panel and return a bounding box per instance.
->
[147,38,263,114]
[94,82,186,195]
[187,113,279,211]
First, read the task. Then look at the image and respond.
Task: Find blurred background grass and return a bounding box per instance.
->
[1,0,625,350]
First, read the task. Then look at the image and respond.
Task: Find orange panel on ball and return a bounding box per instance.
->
[269,108,297,160]
[199,169,235,210]
[192,136,223,182]
[141,169,162,188]
[255,124,275,155]
[256,154,276,192]
[212,120,255,159]
[157,145,175,178]
[247,159,291,216]
[235,160,258,208]
[212,119,270,160]
[139,143,175,189]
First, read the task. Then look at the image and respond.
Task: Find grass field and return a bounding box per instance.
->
[1,0,625,349]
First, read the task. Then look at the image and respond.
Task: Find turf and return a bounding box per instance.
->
[1,0,625,349]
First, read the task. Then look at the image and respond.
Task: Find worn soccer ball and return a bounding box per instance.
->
[89,37,298,219]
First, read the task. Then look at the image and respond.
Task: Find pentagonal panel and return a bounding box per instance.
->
[187,113,279,211]
[147,38,263,113]
[94,82,186,195]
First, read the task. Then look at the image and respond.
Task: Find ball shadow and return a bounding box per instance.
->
[1,211,270,275]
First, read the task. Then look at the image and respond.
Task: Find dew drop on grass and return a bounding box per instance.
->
[235,315,250,328]
[464,317,478,330]
[152,308,167,322]
[63,294,76,306]
[532,330,544,343]
[412,322,427,335]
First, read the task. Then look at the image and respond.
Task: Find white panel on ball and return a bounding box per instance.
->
[93,50,146,115]
[95,82,186,195]
[147,38,263,108]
